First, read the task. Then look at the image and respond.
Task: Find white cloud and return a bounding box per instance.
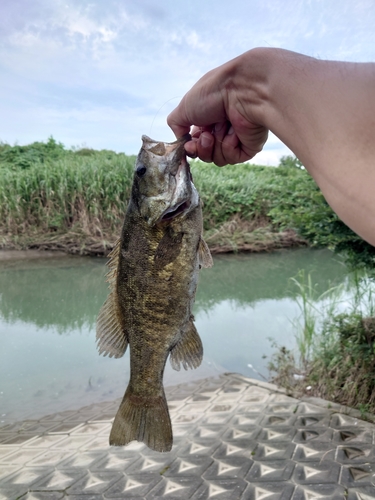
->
[0,0,374,158]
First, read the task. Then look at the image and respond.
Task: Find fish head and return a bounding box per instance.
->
[132,134,199,225]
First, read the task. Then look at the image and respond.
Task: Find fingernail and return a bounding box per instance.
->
[187,150,197,159]
[201,133,212,148]
[228,126,234,135]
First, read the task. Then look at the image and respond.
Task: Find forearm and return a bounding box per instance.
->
[237,48,375,245]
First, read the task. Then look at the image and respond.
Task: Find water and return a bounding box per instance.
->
[0,248,349,425]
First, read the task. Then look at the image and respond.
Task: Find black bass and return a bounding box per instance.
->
[96,134,212,452]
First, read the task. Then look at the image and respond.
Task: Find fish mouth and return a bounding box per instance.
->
[160,200,191,221]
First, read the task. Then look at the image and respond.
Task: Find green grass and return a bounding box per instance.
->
[1,139,374,266]
[269,270,375,414]
[0,141,308,254]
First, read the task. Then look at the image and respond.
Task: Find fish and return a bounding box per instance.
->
[96,134,213,452]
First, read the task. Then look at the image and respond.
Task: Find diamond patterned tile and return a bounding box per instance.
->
[340,463,375,488]
[21,492,65,499]
[67,470,122,494]
[242,482,295,500]
[0,466,53,489]
[252,442,296,461]
[151,475,203,498]
[31,468,86,491]
[292,461,341,484]
[1,373,375,499]
[291,484,346,499]
[104,473,161,498]
[165,456,213,477]
[346,486,375,499]
[0,485,31,500]
[0,466,20,481]
[246,460,295,482]
[203,457,253,480]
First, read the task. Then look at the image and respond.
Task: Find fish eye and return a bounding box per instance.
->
[136,165,147,177]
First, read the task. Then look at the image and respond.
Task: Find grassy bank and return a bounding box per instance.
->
[269,270,375,416]
[0,138,308,255]
[1,138,374,264]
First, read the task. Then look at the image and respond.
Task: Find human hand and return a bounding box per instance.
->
[167,53,269,166]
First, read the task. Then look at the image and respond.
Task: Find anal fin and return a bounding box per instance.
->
[170,318,203,371]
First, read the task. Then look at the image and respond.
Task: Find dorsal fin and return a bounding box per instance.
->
[96,239,128,358]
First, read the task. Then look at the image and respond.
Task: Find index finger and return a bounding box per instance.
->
[167,101,191,138]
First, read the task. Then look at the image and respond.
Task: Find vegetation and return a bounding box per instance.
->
[269,270,375,416]
[0,138,136,254]
[0,139,308,255]
[1,140,374,267]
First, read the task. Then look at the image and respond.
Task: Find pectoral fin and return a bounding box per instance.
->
[96,239,128,358]
[198,237,213,268]
[169,318,203,371]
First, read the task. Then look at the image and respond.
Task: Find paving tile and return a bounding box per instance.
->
[291,484,346,499]
[292,461,341,484]
[22,492,65,499]
[332,428,374,444]
[104,473,161,498]
[246,460,295,482]
[256,426,296,443]
[67,470,122,494]
[0,465,21,481]
[1,373,375,499]
[31,468,87,491]
[47,422,84,434]
[57,450,108,469]
[293,428,333,444]
[165,456,213,477]
[0,485,30,500]
[336,444,375,464]
[0,466,54,488]
[27,449,75,466]
[346,486,375,499]
[203,457,252,480]
[252,442,296,461]
[0,447,46,465]
[242,481,295,500]
[150,475,203,499]
[292,442,336,462]
[339,463,375,487]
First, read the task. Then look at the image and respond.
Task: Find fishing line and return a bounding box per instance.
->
[149,96,182,136]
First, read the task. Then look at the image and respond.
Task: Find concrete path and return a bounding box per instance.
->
[0,373,374,499]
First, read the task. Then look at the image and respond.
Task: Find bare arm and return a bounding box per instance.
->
[167,48,375,246]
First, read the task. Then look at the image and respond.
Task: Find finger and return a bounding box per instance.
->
[167,101,191,138]
[220,128,244,165]
[195,131,215,163]
[211,121,231,166]
[184,138,198,158]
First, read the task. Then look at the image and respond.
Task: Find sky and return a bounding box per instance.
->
[1,0,374,165]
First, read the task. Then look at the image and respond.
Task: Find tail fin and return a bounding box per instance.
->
[109,386,172,452]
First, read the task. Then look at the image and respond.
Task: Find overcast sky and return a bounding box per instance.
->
[1,0,374,165]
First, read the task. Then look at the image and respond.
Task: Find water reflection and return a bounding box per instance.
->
[0,256,107,332]
[0,248,349,424]
[0,249,347,332]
